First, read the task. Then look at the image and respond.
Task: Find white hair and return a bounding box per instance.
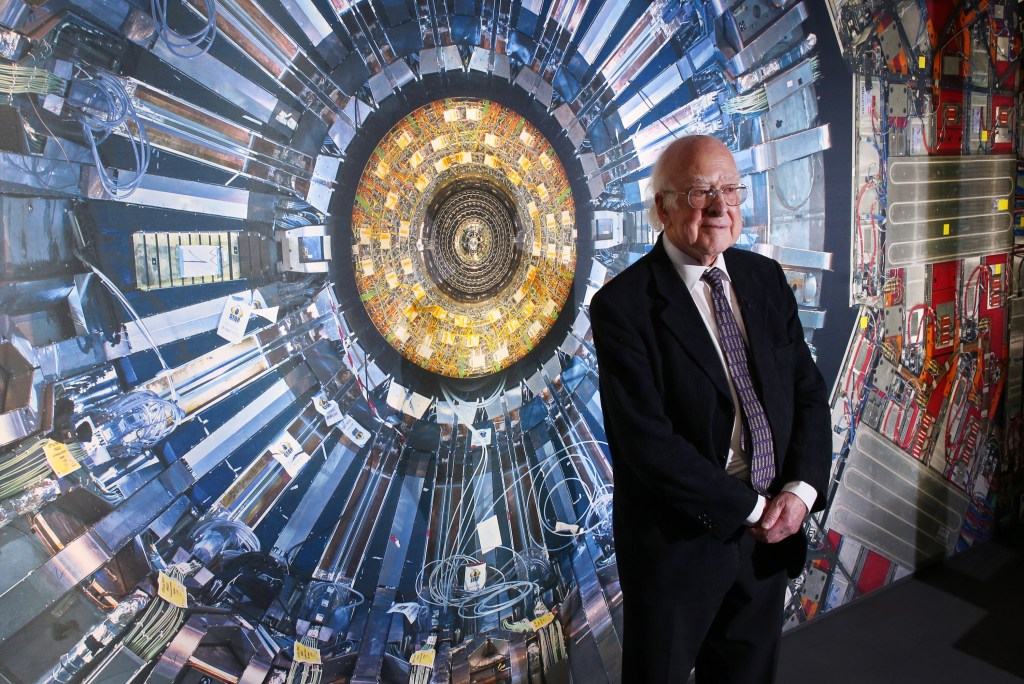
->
[645,135,731,231]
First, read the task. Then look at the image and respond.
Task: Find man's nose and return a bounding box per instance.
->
[704,190,727,215]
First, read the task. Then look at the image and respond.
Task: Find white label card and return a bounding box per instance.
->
[387,602,422,624]
[471,428,491,447]
[271,433,309,478]
[464,562,487,591]
[313,392,343,426]
[250,288,279,322]
[216,295,252,343]
[338,414,370,447]
[476,514,502,554]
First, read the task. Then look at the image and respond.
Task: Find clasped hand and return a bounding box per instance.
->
[749,491,807,544]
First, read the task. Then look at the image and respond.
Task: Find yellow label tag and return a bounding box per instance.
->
[993,263,1002,275]
[410,649,435,668]
[294,642,322,664]
[859,316,868,330]
[531,612,555,631]
[997,199,1009,211]
[43,440,80,478]
[918,55,926,69]
[981,130,989,142]
[942,223,950,235]
[157,571,188,608]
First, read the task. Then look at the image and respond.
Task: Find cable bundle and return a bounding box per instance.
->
[151,0,217,59]
[722,88,769,115]
[0,63,66,94]
[124,565,190,661]
[0,438,84,500]
[724,57,821,115]
[414,440,613,623]
[286,634,323,684]
[71,70,150,198]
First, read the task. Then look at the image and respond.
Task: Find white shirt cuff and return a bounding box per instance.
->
[781,480,818,513]
[745,495,766,525]
[745,481,818,525]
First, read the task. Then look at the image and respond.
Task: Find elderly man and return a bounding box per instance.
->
[589,135,831,682]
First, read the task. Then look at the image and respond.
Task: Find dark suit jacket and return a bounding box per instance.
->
[589,237,831,607]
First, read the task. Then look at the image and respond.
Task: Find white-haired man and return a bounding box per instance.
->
[589,135,831,682]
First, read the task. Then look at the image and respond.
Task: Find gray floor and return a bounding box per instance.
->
[778,527,1024,683]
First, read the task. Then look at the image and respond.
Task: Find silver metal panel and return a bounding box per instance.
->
[183,377,295,475]
[469,46,490,73]
[278,0,334,44]
[0,149,83,194]
[441,45,463,72]
[379,473,424,586]
[389,59,416,88]
[889,196,1011,224]
[618,63,683,129]
[885,156,1016,265]
[313,154,341,183]
[493,54,511,80]
[554,103,586,149]
[525,369,547,396]
[514,66,554,107]
[577,0,630,65]
[797,308,826,329]
[102,173,250,217]
[752,244,832,269]
[307,178,333,212]
[763,58,818,108]
[329,117,357,152]
[735,124,831,174]
[542,355,562,382]
[419,48,441,75]
[888,155,1017,186]
[271,440,358,557]
[125,292,251,347]
[829,425,970,569]
[151,44,277,123]
[559,332,582,355]
[368,71,396,103]
[886,228,1012,267]
[727,2,808,75]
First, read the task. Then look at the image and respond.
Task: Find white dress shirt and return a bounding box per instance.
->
[663,238,817,524]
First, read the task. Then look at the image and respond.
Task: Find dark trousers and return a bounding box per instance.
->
[620,533,788,683]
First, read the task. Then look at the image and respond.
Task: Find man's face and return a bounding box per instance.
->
[656,139,743,266]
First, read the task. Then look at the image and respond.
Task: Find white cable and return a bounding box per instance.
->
[74,249,179,403]
[151,0,218,59]
[74,71,150,199]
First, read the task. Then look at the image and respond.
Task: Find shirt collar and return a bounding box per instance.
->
[662,235,733,292]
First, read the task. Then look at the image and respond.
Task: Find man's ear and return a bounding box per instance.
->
[654,194,669,227]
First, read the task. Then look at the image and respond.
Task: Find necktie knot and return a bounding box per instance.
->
[701,267,724,292]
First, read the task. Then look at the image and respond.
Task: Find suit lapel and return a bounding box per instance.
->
[648,240,732,400]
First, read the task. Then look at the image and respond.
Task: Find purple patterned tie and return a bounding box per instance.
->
[701,267,775,494]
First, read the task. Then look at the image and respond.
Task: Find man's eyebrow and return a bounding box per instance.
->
[688,175,742,186]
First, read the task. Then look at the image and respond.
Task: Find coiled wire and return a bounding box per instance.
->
[71,70,150,198]
[151,0,217,58]
[415,441,613,618]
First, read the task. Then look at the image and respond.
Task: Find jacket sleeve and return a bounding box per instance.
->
[770,261,833,511]
[589,288,759,540]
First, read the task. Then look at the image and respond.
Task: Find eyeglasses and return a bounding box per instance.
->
[663,185,748,209]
